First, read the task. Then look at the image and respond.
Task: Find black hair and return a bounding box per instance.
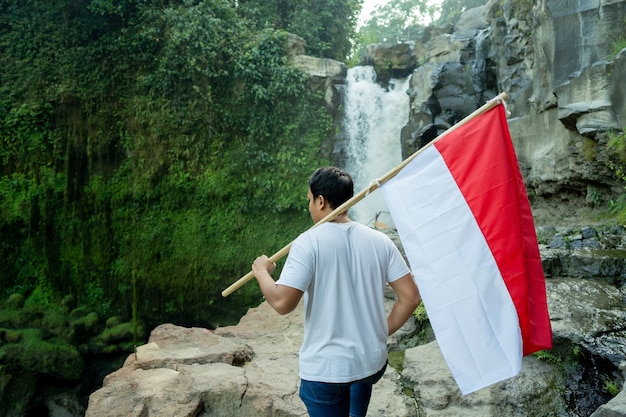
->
[309,166,354,209]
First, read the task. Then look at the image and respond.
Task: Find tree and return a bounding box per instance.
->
[0,0,334,330]
[237,0,361,61]
[357,0,435,48]
[357,0,489,47]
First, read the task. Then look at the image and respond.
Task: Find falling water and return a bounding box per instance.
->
[343,66,410,227]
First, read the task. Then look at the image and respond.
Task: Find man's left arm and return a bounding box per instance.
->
[387,273,421,335]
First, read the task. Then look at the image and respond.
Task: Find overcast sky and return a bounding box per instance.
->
[359,0,385,25]
[358,0,442,27]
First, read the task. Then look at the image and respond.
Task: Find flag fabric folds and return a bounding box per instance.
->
[380,104,552,395]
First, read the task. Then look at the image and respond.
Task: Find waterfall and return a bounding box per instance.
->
[343,66,410,228]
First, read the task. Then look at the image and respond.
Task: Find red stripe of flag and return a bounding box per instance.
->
[434,105,552,355]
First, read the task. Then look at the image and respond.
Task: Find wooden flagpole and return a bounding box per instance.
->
[221,92,509,297]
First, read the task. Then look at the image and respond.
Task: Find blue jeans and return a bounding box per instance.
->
[299,362,387,417]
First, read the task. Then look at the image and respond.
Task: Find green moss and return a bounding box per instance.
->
[2,329,22,343]
[25,340,82,379]
[70,312,99,334]
[39,309,67,337]
[105,316,122,329]
[388,350,405,372]
[4,294,24,309]
[98,321,142,344]
[0,371,36,417]
[610,18,626,58]
[0,308,23,327]
[604,130,626,223]
[0,303,66,333]
[24,281,55,308]
[0,329,83,379]
[0,369,10,393]
[570,345,581,365]
[582,138,598,162]
[84,321,144,354]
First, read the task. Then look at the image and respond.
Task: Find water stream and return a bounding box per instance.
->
[342,66,410,228]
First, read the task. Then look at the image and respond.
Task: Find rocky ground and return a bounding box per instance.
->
[84,195,626,417]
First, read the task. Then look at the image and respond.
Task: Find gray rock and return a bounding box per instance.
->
[454,5,490,38]
[289,54,346,114]
[401,340,566,416]
[591,390,626,417]
[362,42,417,83]
[549,234,567,249]
[86,299,417,417]
[555,61,621,136]
[389,0,626,200]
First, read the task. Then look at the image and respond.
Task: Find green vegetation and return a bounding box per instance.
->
[0,293,140,415]
[605,130,626,223]
[409,301,433,346]
[533,349,563,365]
[0,0,360,339]
[605,379,621,397]
[358,0,433,44]
[610,17,626,58]
[570,345,581,364]
[613,39,626,57]
[533,344,586,367]
[436,0,490,27]
[413,301,428,323]
[356,0,487,47]
[387,350,405,371]
[238,0,359,61]
[0,294,139,382]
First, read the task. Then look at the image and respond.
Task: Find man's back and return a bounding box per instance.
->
[277,222,409,382]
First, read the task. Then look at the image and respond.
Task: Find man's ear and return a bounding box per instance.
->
[317,194,328,210]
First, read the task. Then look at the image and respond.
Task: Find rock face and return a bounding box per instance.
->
[359,0,626,206]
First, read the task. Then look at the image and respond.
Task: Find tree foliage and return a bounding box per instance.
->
[359,0,433,44]
[0,0,350,330]
[357,0,488,45]
[237,0,361,61]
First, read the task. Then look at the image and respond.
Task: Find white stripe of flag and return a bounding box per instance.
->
[381,104,552,395]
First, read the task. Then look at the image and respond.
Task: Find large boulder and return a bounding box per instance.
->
[402,341,567,416]
[289,54,347,114]
[362,42,417,85]
[86,299,417,417]
[592,389,626,417]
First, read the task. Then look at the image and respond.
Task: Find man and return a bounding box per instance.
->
[252,166,421,417]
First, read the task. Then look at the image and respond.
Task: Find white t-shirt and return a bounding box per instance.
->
[276,221,410,383]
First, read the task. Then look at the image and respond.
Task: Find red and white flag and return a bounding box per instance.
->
[381,104,552,395]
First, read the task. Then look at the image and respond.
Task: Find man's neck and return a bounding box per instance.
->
[330,213,350,223]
